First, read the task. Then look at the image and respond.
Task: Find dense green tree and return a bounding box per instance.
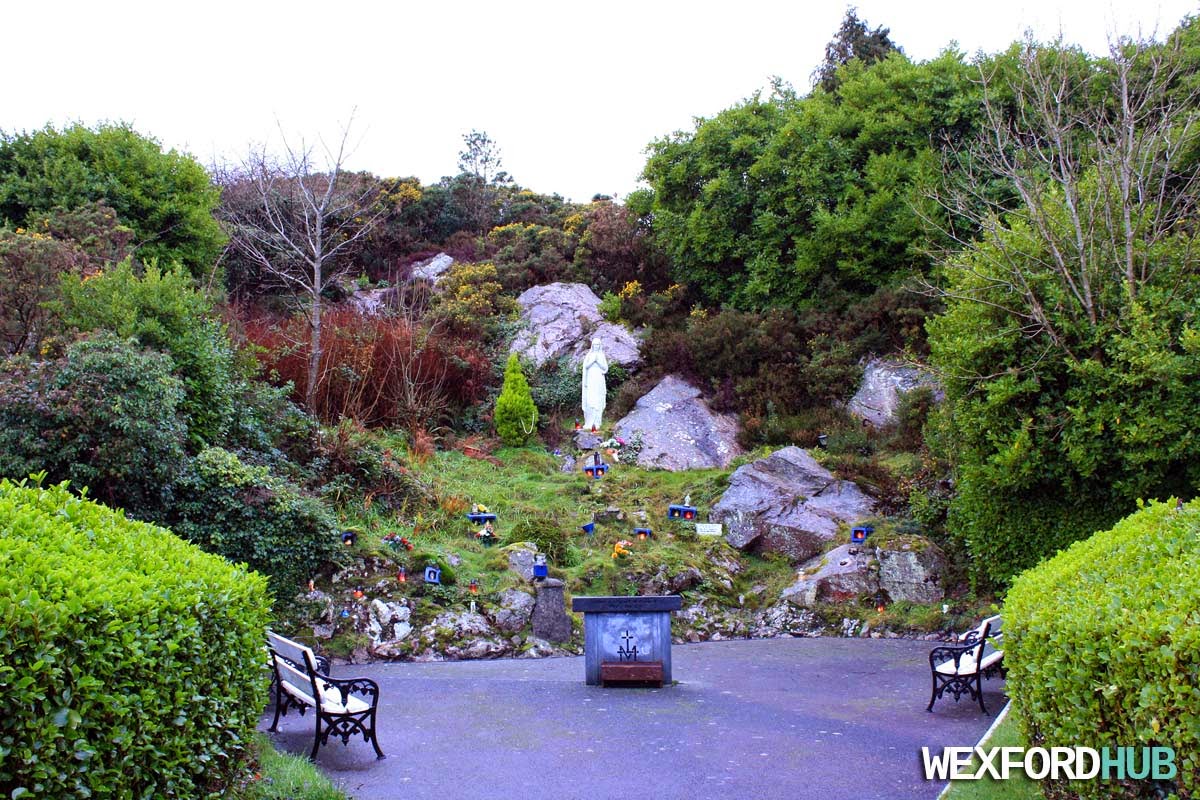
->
[494,353,537,446]
[813,8,901,93]
[56,260,238,447]
[0,336,188,515]
[0,123,224,278]
[642,51,978,309]
[927,32,1200,587]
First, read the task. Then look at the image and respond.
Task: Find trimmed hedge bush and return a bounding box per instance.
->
[0,479,271,799]
[1004,498,1199,799]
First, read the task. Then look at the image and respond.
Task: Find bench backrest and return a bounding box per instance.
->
[267,630,326,700]
[978,614,1003,660]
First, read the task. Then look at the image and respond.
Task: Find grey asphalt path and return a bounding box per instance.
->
[262,637,1004,800]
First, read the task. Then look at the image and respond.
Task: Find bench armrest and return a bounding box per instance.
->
[317,674,382,709]
[930,641,983,669]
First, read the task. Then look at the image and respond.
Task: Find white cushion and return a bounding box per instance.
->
[935,650,1004,676]
[280,679,370,715]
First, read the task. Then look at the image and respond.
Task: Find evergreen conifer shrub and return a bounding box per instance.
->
[494,354,537,446]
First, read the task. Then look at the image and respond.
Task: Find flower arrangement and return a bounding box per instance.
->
[475,521,498,546]
[611,540,633,559]
[382,532,414,551]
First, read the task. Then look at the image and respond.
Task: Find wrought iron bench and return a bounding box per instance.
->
[927,614,1005,714]
[266,630,385,760]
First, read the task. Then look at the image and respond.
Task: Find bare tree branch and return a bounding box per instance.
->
[217,115,388,415]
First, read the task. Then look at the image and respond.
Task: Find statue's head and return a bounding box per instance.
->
[591,337,603,350]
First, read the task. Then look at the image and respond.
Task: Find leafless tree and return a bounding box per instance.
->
[218,115,386,413]
[923,33,1200,364]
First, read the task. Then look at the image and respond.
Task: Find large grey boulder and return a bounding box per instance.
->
[781,535,945,607]
[509,283,641,369]
[847,358,942,427]
[877,536,945,603]
[489,588,537,633]
[410,252,455,284]
[346,286,397,315]
[613,376,742,471]
[418,610,509,660]
[782,545,877,606]
[712,446,875,562]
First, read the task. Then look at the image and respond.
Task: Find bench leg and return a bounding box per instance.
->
[310,712,323,760]
[927,671,939,712]
[975,673,988,714]
[368,709,386,760]
[269,679,284,732]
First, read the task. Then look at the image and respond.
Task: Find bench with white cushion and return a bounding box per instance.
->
[266,630,385,760]
[926,614,1004,713]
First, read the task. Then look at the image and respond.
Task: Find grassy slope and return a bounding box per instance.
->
[352,444,793,603]
[282,439,992,656]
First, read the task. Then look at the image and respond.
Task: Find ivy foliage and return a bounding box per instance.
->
[0,479,271,799]
[165,447,339,598]
[1004,499,1200,799]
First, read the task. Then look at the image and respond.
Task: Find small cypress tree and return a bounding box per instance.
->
[494,354,538,446]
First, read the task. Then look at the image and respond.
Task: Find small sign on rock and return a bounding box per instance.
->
[695,523,723,537]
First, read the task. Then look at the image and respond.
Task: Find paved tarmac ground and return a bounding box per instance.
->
[262,637,1005,800]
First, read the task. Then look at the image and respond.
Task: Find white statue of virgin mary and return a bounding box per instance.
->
[581,337,609,430]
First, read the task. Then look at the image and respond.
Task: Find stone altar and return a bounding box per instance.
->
[570,595,682,686]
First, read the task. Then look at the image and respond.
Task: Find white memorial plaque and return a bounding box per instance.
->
[695,523,722,537]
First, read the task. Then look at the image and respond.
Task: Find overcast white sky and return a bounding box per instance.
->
[5,1,1197,202]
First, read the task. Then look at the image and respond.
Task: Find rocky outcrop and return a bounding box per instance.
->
[781,545,876,606]
[414,610,508,660]
[673,598,827,642]
[367,598,414,658]
[508,283,641,369]
[572,430,603,450]
[847,358,942,427]
[346,286,398,315]
[489,589,536,633]
[782,536,945,607]
[410,253,455,284]
[877,536,945,603]
[713,447,875,562]
[613,376,742,471]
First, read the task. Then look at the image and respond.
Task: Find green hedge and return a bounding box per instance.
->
[0,479,271,799]
[1004,498,1199,799]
